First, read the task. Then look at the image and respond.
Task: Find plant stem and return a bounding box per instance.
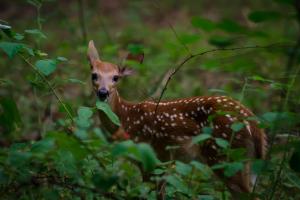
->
[77,0,87,43]
[19,54,107,169]
[19,54,74,122]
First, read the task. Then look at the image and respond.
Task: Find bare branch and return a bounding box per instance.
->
[154,43,294,113]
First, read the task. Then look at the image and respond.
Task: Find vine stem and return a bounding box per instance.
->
[19,54,107,169]
[19,54,74,122]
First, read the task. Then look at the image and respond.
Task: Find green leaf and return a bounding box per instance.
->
[175,161,192,176]
[96,101,120,126]
[46,131,88,160]
[209,35,234,48]
[74,129,88,139]
[92,172,118,191]
[25,29,47,39]
[217,19,246,33]
[0,42,23,58]
[78,106,93,119]
[286,171,300,189]
[93,128,108,143]
[0,97,22,134]
[35,59,57,76]
[203,126,213,134]
[56,56,68,62]
[191,16,216,31]
[27,0,42,7]
[23,46,34,56]
[14,33,24,40]
[7,151,32,168]
[165,175,189,194]
[153,168,165,175]
[67,78,86,85]
[197,195,214,200]
[178,34,201,45]
[0,24,11,30]
[262,112,279,123]
[112,140,136,157]
[137,143,159,171]
[226,148,247,161]
[192,134,211,144]
[190,161,206,171]
[231,122,245,132]
[212,162,244,177]
[53,150,78,177]
[215,138,229,149]
[274,0,294,5]
[127,43,144,54]
[31,138,55,154]
[250,75,272,82]
[0,169,9,185]
[248,11,281,23]
[112,141,159,172]
[252,159,266,174]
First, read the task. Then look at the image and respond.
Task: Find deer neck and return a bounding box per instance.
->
[98,88,132,133]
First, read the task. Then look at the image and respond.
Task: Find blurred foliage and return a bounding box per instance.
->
[0,0,300,199]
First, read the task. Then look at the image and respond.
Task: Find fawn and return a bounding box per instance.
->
[87,40,267,197]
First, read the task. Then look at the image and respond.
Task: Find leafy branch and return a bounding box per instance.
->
[18,54,107,170]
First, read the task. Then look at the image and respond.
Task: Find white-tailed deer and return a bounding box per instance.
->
[87,40,267,196]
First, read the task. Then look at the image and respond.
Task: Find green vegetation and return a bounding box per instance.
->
[1,0,300,199]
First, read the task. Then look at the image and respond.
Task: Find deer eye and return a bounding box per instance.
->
[112,75,119,82]
[91,73,98,81]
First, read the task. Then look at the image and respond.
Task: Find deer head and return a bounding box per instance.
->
[87,40,143,101]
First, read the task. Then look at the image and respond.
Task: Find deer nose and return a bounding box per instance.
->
[97,88,109,100]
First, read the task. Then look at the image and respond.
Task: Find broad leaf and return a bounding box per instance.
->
[46,131,88,160]
[92,172,118,191]
[217,19,246,33]
[53,150,78,177]
[35,59,57,76]
[165,175,189,194]
[31,138,55,154]
[25,29,47,39]
[0,97,22,134]
[112,141,159,172]
[96,101,120,126]
[215,138,229,149]
[191,16,216,31]
[209,35,234,48]
[175,161,192,176]
[137,143,159,171]
[231,122,245,132]
[178,34,201,45]
[248,11,280,23]
[192,134,211,144]
[0,42,23,58]
[56,56,68,62]
[78,106,93,119]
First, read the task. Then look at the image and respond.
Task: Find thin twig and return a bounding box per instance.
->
[151,68,175,99]
[154,43,291,113]
[77,0,87,43]
[152,0,192,56]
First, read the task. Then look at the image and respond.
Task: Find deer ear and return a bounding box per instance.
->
[118,66,136,77]
[87,40,100,64]
[126,52,144,64]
